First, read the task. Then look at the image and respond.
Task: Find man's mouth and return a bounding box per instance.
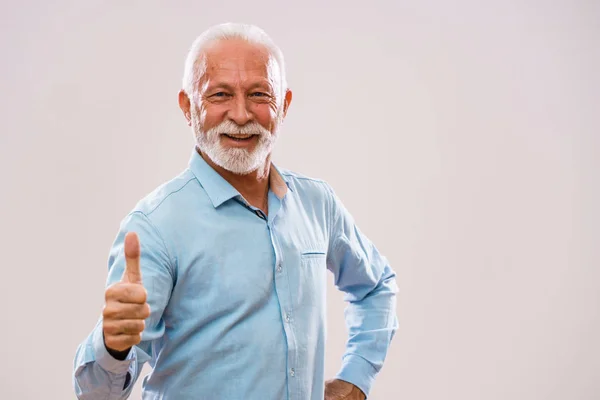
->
[223,134,255,141]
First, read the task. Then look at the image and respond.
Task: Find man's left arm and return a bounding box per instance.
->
[324,183,399,399]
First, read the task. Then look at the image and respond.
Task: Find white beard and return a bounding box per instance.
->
[191,109,281,175]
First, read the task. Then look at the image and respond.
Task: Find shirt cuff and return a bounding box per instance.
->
[335,354,378,398]
[92,325,135,374]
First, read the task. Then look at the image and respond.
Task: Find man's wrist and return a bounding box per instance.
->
[106,346,131,361]
[325,378,366,400]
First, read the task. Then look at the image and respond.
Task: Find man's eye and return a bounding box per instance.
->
[250,92,268,97]
[212,92,229,97]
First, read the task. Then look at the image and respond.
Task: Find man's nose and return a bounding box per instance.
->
[227,95,253,126]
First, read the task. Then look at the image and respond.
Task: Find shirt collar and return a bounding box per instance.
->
[188,148,291,208]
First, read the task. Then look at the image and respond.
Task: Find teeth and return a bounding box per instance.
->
[225,134,253,139]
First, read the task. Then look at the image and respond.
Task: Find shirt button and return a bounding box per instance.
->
[276,263,282,273]
[290,368,295,377]
[285,313,291,322]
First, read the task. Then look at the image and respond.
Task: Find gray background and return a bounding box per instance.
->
[1,0,599,399]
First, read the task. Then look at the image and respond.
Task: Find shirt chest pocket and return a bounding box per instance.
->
[296,243,328,307]
[300,240,327,256]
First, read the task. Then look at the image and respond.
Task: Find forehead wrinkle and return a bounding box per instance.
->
[198,40,282,98]
[205,63,278,92]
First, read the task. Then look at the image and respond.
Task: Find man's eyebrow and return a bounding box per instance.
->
[205,81,274,93]
[246,81,274,91]
[205,82,235,92]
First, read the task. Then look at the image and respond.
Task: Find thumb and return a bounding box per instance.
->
[122,231,142,284]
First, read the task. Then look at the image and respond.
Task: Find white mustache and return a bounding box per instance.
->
[206,120,270,137]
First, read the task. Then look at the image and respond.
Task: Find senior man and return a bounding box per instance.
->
[73,23,398,400]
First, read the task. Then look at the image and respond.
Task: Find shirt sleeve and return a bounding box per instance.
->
[324,183,399,398]
[73,211,175,399]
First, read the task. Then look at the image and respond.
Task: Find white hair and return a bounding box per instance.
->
[181,23,288,102]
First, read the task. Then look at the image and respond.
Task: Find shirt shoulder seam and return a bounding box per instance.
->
[144,175,196,216]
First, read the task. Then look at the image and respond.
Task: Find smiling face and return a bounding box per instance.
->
[180,38,292,175]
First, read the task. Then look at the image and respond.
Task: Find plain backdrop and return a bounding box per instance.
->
[1,1,599,399]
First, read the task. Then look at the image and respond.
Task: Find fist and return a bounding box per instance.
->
[324,379,366,400]
[102,232,151,352]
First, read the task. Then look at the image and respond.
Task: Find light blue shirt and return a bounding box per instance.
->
[73,148,398,399]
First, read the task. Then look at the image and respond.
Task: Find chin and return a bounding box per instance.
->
[212,149,264,175]
[197,136,274,175]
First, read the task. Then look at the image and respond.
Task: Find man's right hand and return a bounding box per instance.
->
[102,232,151,353]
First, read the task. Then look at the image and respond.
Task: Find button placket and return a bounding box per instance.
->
[268,219,298,396]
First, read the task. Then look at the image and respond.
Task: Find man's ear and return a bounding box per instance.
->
[282,89,293,118]
[178,90,192,126]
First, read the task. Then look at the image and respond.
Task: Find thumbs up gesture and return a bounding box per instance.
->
[102,232,151,353]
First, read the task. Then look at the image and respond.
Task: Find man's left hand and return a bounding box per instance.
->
[324,379,366,400]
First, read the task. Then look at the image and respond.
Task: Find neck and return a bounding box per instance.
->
[197,148,270,213]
